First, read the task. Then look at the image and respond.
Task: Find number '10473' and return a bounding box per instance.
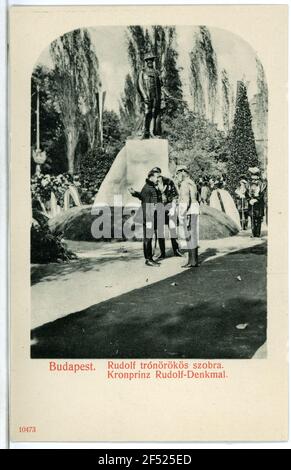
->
[19,426,37,433]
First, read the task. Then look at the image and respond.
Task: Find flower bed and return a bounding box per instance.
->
[31,173,82,206]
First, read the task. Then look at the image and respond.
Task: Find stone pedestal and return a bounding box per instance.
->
[93,139,169,207]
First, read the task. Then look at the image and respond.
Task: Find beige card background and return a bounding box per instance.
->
[9,5,288,442]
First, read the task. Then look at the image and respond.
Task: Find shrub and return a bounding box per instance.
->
[31,209,77,263]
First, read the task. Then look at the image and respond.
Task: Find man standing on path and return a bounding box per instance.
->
[248,168,265,238]
[154,167,183,260]
[139,169,161,267]
[129,167,183,260]
[176,165,200,268]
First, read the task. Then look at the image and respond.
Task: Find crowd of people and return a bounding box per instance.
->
[129,165,267,268]
[196,168,267,236]
[234,168,267,236]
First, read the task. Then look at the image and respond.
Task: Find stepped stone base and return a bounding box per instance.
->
[93,139,169,207]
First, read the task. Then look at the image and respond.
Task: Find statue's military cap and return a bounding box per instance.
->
[144,52,156,61]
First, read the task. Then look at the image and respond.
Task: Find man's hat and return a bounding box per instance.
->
[148,167,161,177]
[239,175,248,184]
[176,164,189,174]
[151,167,162,173]
[144,52,156,61]
[248,166,260,175]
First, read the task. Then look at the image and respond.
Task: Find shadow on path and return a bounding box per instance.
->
[31,251,143,286]
[31,242,267,359]
[31,245,220,286]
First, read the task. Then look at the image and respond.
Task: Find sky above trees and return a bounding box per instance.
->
[37,25,262,127]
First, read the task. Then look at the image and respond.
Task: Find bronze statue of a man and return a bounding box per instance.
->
[137,52,163,139]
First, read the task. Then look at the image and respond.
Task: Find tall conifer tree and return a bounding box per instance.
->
[228,81,259,194]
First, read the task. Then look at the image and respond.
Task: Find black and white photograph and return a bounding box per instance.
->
[30,24,268,360]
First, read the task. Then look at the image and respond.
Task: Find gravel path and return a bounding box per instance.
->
[31,229,267,330]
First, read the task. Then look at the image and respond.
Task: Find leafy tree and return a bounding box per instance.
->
[119,73,140,138]
[256,58,268,118]
[190,26,218,123]
[252,58,268,169]
[126,26,148,81]
[227,81,259,194]
[164,109,230,180]
[49,28,101,174]
[78,33,102,151]
[221,68,232,133]
[154,26,184,118]
[119,26,146,137]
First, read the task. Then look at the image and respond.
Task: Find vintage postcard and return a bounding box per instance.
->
[9,5,288,442]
